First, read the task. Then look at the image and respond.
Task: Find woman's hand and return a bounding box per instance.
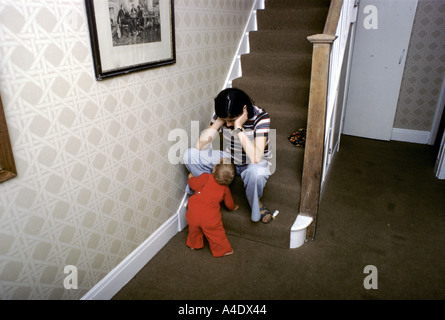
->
[232,106,266,164]
[234,106,248,129]
[195,118,224,150]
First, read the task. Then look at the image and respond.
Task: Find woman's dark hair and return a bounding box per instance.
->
[214,88,254,119]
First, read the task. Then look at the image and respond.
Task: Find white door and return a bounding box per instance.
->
[343,0,418,141]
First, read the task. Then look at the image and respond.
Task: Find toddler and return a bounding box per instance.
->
[186,158,238,257]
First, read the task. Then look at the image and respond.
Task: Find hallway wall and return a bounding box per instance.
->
[394,0,445,133]
[0,0,254,299]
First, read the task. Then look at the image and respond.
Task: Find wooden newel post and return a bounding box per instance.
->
[299,34,336,240]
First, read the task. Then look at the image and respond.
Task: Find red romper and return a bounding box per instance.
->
[186,173,235,257]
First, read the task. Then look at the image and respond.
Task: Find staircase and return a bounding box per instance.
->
[220,0,330,248]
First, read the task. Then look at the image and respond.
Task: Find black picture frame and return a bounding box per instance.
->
[85,0,176,80]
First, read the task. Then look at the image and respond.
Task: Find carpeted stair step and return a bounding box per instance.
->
[221,134,305,248]
[249,29,318,55]
[220,0,329,248]
[267,104,308,130]
[220,146,304,249]
[240,52,312,80]
[266,0,331,9]
[256,6,329,31]
[221,173,300,249]
[232,76,310,107]
[272,133,305,184]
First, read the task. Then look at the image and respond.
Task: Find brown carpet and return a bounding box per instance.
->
[113,135,445,300]
[219,0,330,248]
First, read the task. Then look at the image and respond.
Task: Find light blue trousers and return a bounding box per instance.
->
[183,148,271,222]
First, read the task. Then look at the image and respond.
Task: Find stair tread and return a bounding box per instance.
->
[268,104,308,117]
[220,191,299,248]
[265,0,331,9]
[251,29,324,35]
[257,7,329,31]
[240,53,312,83]
[243,49,312,58]
[233,74,310,87]
[232,76,311,106]
[240,52,312,68]
[262,100,308,110]
[249,31,317,55]
[260,7,330,14]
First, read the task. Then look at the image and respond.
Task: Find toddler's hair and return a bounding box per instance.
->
[213,158,235,185]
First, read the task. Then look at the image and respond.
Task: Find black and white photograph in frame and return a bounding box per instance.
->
[85,0,175,80]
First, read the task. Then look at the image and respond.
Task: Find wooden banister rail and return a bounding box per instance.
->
[299,0,343,240]
[323,0,344,36]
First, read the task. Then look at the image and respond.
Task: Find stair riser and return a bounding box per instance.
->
[271,113,308,132]
[257,8,328,31]
[265,0,331,9]
[240,54,312,80]
[249,31,315,55]
[263,103,309,133]
[266,101,307,114]
[232,79,310,106]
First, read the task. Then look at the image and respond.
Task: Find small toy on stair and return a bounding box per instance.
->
[288,128,306,148]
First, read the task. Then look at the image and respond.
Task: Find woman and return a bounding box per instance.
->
[183,88,273,223]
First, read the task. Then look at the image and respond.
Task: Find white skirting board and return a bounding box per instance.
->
[81,213,179,300]
[391,128,431,145]
[177,192,191,231]
[223,0,265,89]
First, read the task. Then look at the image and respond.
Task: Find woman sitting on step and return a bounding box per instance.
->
[183,88,274,224]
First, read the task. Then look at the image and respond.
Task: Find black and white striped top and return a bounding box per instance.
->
[211,106,271,165]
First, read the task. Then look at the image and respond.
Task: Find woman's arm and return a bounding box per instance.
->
[234,107,267,164]
[237,134,267,164]
[195,117,224,150]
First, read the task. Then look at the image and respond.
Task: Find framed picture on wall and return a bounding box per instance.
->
[85,0,175,80]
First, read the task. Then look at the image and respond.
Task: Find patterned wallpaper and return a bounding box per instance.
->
[394,0,445,131]
[0,0,254,299]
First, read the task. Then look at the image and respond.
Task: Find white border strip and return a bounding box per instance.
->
[223,0,265,89]
[391,128,430,145]
[177,192,191,232]
[81,214,178,300]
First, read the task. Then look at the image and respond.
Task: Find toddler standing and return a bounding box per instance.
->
[186,158,238,257]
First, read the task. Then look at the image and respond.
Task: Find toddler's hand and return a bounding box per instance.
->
[233,205,239,211]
